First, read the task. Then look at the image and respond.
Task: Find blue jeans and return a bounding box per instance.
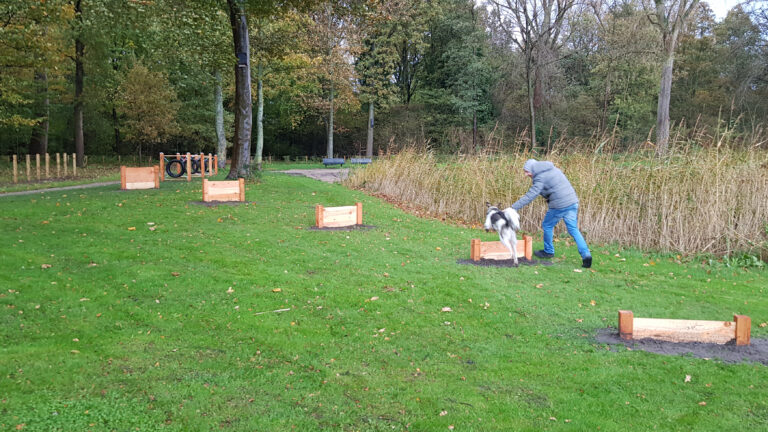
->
[542,203,591,259]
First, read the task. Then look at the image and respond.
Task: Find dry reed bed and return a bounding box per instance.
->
[346,148,768,256]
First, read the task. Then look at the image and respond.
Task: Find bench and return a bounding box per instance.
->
[350,158,372,165]
[322,158,345,167]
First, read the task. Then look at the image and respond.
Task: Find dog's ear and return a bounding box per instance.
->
[497,203,502,209]
[485,202,491,208]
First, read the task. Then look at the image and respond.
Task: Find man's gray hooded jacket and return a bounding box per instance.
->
[511,160,579,211]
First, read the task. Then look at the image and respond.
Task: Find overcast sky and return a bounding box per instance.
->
[706,0,745,19]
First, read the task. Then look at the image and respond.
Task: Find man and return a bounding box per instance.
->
[510,159,592,268]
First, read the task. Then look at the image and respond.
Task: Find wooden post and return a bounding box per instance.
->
[63,153,68,176]
[202,178,208,202]
[524,235,533,261]
[356,202,363,225]
[12,155,17,183]
[36,153,40,180]
[26,154,31,181]
[72,153,76,177]
[618,310,634,340]
[316,205,324,228]
[186,153,191,182]
[735,315,751,346]
[239,178,245,202]
[120,166,127,189]
[153,165,160,188]
[200,152,205,179]
[208,153,213,176]
[471,239,481,261]
[214,155,218,174]
[45,153,49,178]
[159,152,165,181]
[56,153,60,177]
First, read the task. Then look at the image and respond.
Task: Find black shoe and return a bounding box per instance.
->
[582,256,592,268]
[534,250,554,259]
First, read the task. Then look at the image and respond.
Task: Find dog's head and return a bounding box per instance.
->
[484,202,503,232]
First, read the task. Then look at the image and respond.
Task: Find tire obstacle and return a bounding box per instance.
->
[159,152,217,182]
[470,236,533,261]
[315,203,363,228]
[120,166,160,190]
[618,310,751,345]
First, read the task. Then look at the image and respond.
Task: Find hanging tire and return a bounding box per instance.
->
[191,157,201,174]
[166,159,185,178]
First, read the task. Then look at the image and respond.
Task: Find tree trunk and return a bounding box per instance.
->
[366,101,374,157]
[472,110,477,152]
[655,37,676,156]
[526,57,537,151]
[112,106,121,153]
[327,80,334,158]
[74,0,84,167]
[29,69,49,155]
[255,62,264,171]
[226,0,253,179]
[214,70,226,169]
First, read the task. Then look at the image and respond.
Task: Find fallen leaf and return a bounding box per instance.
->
[549,417,557,421]
[226,287,234,294]
[171,272,180,277]
[441,307,452,312]
[127,227,136,231]
[685,375,691,382]
[590,300,596,306]
[41,264,52,269]
[535,283,544,288]
[272,288,282,293]
[573,269,583,273]
[760,322,766,328]
[698,401,707,406]
[439,410,447,416]
[370,296,379,301]
[70,350,80,354]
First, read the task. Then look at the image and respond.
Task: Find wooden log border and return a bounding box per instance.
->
[618,310,751,346]
[470,236,533,261]
[315,202,363,228]
[120,166,160,190]
[202,178,245,202]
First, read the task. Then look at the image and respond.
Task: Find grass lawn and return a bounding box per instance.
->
[1,171,766,431]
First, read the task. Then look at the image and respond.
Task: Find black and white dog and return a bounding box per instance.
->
[484,202,521,265]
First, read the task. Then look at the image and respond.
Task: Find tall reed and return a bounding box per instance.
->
[346,143,768,256]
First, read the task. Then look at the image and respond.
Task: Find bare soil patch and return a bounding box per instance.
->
[596,328,768,365]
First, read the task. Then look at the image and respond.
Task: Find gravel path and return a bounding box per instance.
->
[276,168,349,183]
[0,181,120,197]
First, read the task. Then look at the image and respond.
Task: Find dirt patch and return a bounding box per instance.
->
[277,169,349,183]
[189,201,258,207]
[308,224,376,231]
[0,181,120,197]
[456,257,552,267]
[596,328,768,365]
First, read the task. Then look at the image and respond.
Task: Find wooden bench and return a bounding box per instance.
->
[121,166,159,190]
[202,178,245,202]
[618,310,751,345]
[322,158,345,167]
[350,158,372,164]
[470,236,533,261]
[315,203,363,228]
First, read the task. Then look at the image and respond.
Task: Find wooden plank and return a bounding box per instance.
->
[735,314,751,346]
[36,153,40,180]
[186,153,191,182]
[316,205,324,228]
[45,153,49,178]
[200,152,205,179]
[632,317,735,344]
[524,235,533,260]
[474,239,528,260]
[471,239,480,261]
[618,310,633,340]
[356,202,363,225]
[322,206,357,227]
[238,178,245,202]
[154,165,160,188]
[203,180,244,202]
[122,166,159,190]
[26,154,31,181]
[125,182,157,190]
[12,155,17,183]
[120,166,127,189]
[56,153,60,177]
[72,153,76,176]
[202,179,208,202]
[214,155,218,174]
[159,153,165,181]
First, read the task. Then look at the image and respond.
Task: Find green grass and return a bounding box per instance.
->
[1,172,766,431]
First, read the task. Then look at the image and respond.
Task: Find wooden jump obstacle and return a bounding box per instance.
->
[202,178,245,202]
[470,236,533,261]
[159,152,218,182]
[618,310,751,345]
[315,203,363,228]
[120,166,160,190]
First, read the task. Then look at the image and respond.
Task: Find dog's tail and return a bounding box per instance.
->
[503,208,521,231]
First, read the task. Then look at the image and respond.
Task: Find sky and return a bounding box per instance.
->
[705,0,746,19]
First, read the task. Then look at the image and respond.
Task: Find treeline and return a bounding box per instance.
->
[1,0,766,165]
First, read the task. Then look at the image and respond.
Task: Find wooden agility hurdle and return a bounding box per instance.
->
[159,152,218,182]
[470,236,533,261]
[315,203,363,228]
[120,166,160,190]
[618,310,751,345]
[202,178,245,202]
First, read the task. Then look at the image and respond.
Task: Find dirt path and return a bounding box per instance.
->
[276,169,349,183]
[0,181,120,197]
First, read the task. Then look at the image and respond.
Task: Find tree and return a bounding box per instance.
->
[116,63,179,158]
[488,0,577,150]
[644,0,700,155]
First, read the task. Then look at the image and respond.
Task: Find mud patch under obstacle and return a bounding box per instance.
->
[595,327,768,365]
[456,258,553,267]
[308,224,376,232]
[189,201,258,207]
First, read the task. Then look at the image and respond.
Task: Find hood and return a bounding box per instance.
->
[529,160,555,176]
